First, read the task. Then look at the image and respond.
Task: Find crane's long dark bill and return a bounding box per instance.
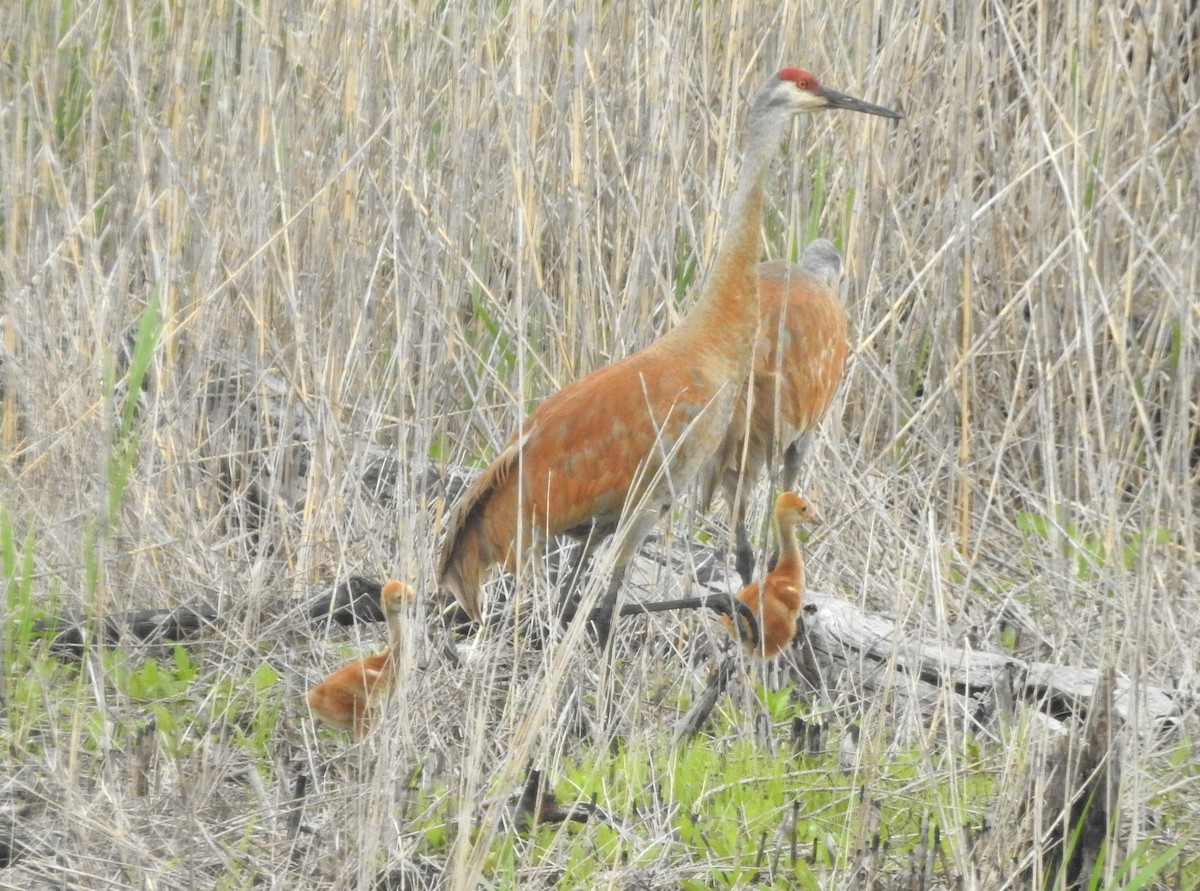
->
[618,595,760,646]
[821,87,903,119]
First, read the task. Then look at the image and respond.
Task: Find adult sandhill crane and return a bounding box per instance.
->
[619,492,820,659]
[307,580,414,737]
[439,68,900,647]
[714,239,847,585]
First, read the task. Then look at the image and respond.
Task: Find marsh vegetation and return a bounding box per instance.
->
[1,1,1197,887]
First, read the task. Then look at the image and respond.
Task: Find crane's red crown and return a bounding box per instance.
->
[777,67,820,90]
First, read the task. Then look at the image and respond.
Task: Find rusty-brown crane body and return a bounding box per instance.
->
[439,69,899,645]
[715,239,848,584]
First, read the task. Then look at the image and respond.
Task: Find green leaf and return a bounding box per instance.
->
[250,662,280,691]
[1120,840,1185,890]
[1016,511,1050,539]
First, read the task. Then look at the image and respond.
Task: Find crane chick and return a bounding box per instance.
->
[307,579,415,737]
[616,491,819,656]
[721,491,821,658]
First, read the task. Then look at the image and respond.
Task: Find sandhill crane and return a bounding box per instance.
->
[619,492,820,658]
[438,68,900,647]
[714,240,847,584]
[307,580,414,737]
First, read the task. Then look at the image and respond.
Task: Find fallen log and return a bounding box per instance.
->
[33,576,386,659]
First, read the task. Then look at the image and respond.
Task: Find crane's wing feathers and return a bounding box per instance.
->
[437,432,527,623]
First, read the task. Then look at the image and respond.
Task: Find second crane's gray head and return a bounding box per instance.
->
[752,67,903,121]
[801,238,844,288]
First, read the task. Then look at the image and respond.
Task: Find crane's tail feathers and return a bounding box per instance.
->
[437,439,524,626]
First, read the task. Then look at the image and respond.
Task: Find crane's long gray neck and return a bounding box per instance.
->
[676,87,791,345]
[718,91,792,260]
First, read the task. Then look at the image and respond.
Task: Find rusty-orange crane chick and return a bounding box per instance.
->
[720,492,821,658]
[438,68,900,646]
[615,492,819,653]
[715,240,848,584]
[307,580,415,737]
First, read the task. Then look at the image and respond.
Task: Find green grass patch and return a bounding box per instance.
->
[1016,509,1173,580]
[403,686,995,888]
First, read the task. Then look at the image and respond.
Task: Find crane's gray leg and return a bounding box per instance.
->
[781,438,808,492]
[587,569,628,650]
[723,470,757,586]
[555,523,606,622]
[734,518,756,587]
[586,508,659,649]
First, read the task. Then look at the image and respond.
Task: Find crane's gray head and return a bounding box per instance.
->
[800,238,844,288]
[760,67,902,120]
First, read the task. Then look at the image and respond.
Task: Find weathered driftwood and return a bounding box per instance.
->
[34,577,387,659]
[615,545,995,738]
[616,536,1181,741]
[794,588,1178,738]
